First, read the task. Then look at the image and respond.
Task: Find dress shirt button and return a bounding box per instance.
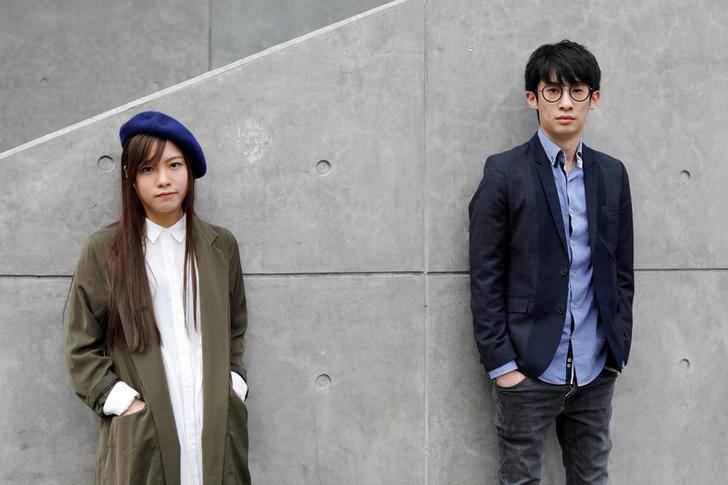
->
[570,239,576,246]
[558,306,565,314]
[571,303,577,310]
[560,267,568,277]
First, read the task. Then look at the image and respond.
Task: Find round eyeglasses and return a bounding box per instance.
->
[537,83,593,103]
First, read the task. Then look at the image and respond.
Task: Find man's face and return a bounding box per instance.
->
[525,79,600,143]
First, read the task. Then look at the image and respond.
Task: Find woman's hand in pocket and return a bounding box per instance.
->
[121,398,146,416]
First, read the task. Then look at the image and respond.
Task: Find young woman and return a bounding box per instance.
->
[66,111,251,485]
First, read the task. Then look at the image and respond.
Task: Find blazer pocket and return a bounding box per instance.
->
[506,298,530,314]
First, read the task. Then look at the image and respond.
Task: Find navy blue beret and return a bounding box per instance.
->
[119,111,206,178]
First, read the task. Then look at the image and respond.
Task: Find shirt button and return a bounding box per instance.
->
[570,240,576,246]
[567,358,572,363]
[571,304,577,309]
[560,267,568,276]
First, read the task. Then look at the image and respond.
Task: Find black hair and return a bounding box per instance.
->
[525,40,601,93]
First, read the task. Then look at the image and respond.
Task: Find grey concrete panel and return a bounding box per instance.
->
[211,0,390,67]
[426,275,563,485]
[0,0,424,275]
[0,277,97,484]
[0,0,209,153]
[425,0,728,271]
[243,275,425,484]
[426,272,728,484]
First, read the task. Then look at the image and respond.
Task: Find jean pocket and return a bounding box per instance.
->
[495,375,530,391]
[602,367,620,378]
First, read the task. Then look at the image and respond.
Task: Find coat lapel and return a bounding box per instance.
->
[129,313,181,485]
[531,135,568,254]
[193,219,230,485]
[582,145,598,247]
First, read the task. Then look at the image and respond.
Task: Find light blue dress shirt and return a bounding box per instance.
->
[488,130,606,386]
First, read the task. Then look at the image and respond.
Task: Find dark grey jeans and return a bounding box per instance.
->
[492,368,618,485]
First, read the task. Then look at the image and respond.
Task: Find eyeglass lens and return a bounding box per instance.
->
[541,84,590,102]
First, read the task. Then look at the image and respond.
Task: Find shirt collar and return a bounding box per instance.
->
[145,213,186,244]
[537,128,583,169]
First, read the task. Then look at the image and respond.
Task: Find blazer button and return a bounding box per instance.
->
[558,306,565,314]
[560,267,568,276]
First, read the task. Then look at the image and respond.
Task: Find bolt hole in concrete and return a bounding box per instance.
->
[315,159,332,176]
[97,155,115,173]
[679,170,691,182]
[679,358,690,369]
[315,374,331,388]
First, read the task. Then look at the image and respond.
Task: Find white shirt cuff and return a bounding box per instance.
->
[231,371,248,402]
[102,381,140,416]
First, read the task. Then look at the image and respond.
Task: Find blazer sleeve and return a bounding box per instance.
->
[616,162,635,365]
[468,156,518,372]
[65,235,121,417]
[226,230,248,382]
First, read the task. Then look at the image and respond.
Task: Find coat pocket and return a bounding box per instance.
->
[223,387,251,485]
[101,405,164,485]
[506,298,530,314]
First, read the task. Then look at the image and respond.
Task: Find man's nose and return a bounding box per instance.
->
[558,91,574,109]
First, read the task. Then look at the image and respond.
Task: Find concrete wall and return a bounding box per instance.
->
[1,0,727,483]
[0,0,387,153]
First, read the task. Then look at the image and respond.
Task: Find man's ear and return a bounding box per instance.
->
[524,91,539,110]
[589,90,601,110]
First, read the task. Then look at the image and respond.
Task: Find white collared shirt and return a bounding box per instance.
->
[103,214,247,485]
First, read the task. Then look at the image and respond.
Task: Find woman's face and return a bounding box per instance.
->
[134,140,189,227]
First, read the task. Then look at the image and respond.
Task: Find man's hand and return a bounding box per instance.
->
[495,370,527,388]
[121,398,146,416]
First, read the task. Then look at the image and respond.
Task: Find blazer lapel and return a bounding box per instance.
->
[193,219,230,485]
[582,145,598,247]
[531,135,568,254]
[129,313,181,485]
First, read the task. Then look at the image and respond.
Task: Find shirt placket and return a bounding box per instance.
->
[557,152,577,387]
[162,233,201,485]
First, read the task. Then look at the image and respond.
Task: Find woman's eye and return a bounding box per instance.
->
[170,162,182,168]
[140,166,154,174]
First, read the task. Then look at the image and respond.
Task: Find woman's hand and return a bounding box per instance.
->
[121,398,146,416]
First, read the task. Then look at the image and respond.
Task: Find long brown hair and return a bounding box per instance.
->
[107,134,198,352]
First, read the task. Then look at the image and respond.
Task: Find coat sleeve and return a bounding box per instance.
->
[615,162,635,366]
[65,235,122,417]
[468,155,518,372]
[226,230,248,382]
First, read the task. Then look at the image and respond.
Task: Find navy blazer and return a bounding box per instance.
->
[469,133,634,378]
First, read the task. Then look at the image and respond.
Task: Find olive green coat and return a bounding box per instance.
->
[66,218,250,485]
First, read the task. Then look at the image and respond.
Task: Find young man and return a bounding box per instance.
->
[469,40,634,484]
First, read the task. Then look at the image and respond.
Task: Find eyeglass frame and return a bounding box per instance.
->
[535,83,594,103]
